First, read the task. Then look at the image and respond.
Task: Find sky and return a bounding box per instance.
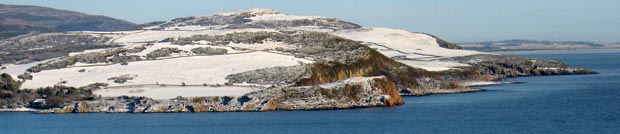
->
[1,0,619,43]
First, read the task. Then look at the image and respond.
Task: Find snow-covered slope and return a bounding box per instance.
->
[0,9,488,99]
[333,28,483,57]
[332,28,485,71]
[21,51,311,89]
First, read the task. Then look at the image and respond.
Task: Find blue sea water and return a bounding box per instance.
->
[1,49,618,134]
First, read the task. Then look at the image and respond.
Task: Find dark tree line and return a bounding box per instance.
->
[0,73,97,109]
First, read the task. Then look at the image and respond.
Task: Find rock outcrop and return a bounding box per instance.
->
[41,76,403,113]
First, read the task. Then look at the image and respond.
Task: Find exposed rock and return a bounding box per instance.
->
[42,76,402,113]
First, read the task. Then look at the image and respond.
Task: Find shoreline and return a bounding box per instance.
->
[492,48,620,54]
[1,60,599,114]
[0,74,592,114]
[408,81,520,96]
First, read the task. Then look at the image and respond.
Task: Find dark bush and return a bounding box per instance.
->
[191,47,228,55]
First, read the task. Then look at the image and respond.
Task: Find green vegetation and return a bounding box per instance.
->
[146,47,183,60]
[1,73,97,109]
[0,24,57,40]
[191,47,228,55]
[107,75,137,84]
[28,46,146,72]
[0,34,119,64]
[0,4,136,31]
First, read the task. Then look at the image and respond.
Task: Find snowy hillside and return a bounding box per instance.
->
[0,9,500,100]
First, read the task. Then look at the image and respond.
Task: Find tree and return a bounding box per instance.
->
[1,73,20,92]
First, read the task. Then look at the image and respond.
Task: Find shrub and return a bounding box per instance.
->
[146,48,183,60]
[190,47,228,55]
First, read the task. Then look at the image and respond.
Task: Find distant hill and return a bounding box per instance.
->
[0,4,136,40]
[458,39,609,51]
[0,23,57,39]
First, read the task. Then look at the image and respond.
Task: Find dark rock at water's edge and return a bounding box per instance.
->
[33,76,403,113]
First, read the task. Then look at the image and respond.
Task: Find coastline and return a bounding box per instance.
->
[0,48,601,114]
[0,68,596,114]
[493,48,620,55]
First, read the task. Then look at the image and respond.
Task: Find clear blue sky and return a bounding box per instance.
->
[2,0,619,43]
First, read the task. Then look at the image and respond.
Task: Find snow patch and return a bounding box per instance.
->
[0,59,55,79]
[21,51,313,89]
[333,28,484,58]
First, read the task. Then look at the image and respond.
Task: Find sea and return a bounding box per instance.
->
[1,49,618,134]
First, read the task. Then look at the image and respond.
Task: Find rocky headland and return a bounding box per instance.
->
[0,8,596,113]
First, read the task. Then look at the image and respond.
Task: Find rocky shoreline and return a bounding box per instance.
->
[19,76,402,113]
[0,48,596,114]
[2,67,594,114]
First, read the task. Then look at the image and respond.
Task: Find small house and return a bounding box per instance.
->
[30,99,46,108]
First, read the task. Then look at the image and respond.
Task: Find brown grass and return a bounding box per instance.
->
[371,78,404,106]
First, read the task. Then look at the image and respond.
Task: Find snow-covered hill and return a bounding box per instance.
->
[0,9,594,112]
[0,9,502,98]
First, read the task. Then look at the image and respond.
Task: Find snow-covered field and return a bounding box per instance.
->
[333,28,483,58]
[331,28,484,71]
[0,59,55,80]
[21,51,313,89]
[95,85,261,99]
